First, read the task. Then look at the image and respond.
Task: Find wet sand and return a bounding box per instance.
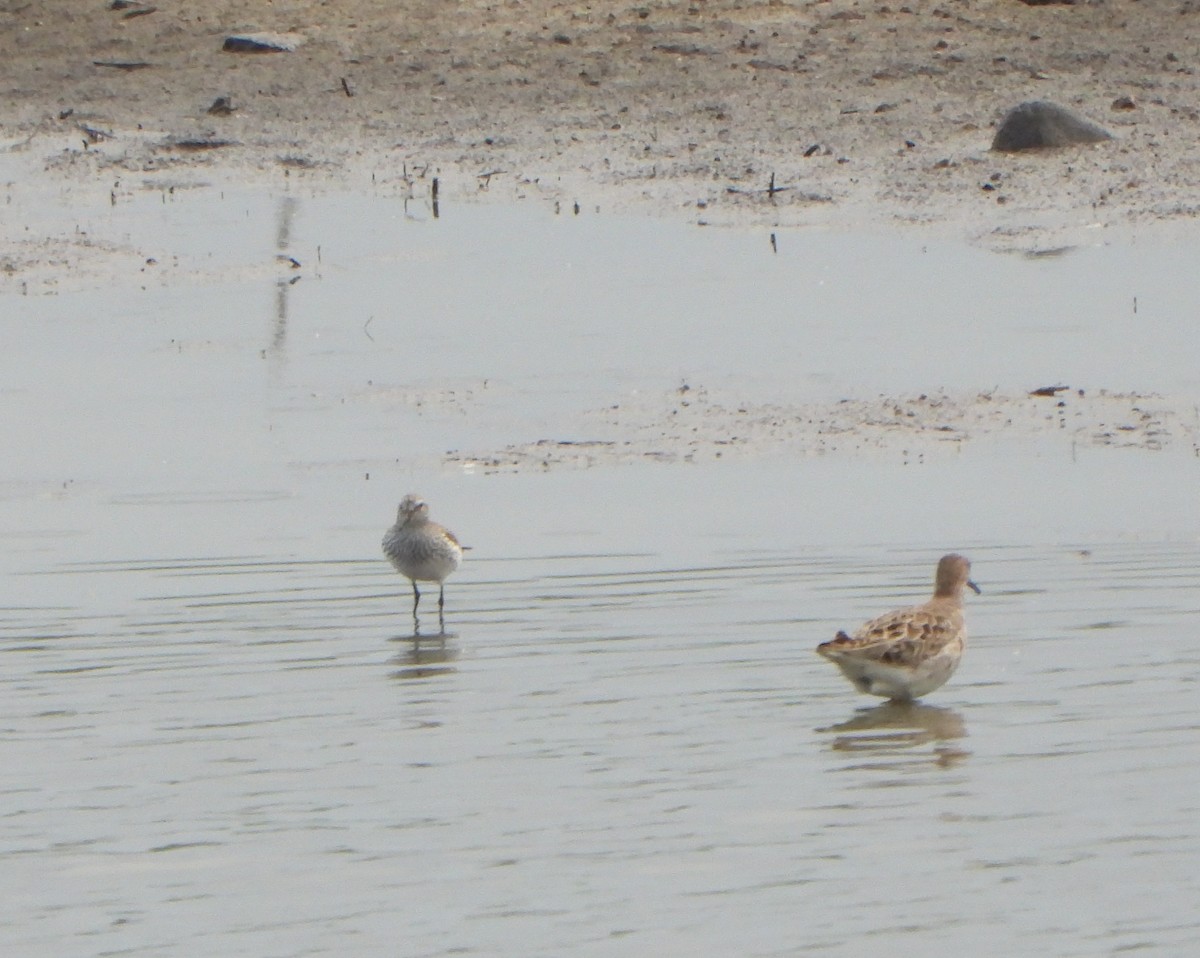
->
[4,183,1199,476]
[5,0,1200,273]
[449,385,1197,471]
[5,2,1199,460]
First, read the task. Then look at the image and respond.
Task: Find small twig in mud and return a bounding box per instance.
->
[477,170,505,189]
[166,137,238,152]
[80,124,113,142]
[340,76,354,97]
[726,181,793,197]
[1029,385,1070,397]
[93,60,152,71]
[400,162,431,188]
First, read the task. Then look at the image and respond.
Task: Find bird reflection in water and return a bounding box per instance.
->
[389,630,460,681]
[817,701,969,769]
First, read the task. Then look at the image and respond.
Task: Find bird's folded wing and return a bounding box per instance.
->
[822,607,961,666]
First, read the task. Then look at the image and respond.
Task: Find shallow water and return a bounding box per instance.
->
[3,186,1200,955]
[5,533,1200,956]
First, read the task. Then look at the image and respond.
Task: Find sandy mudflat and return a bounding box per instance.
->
[445,385,1200,471]
[4,0,1200,258]
[4,1,1200,468]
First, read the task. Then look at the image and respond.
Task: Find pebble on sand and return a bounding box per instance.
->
[222,33,304,54]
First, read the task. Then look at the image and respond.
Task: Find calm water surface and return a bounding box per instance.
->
[3,186,1200,956]
[4,534,1200,956]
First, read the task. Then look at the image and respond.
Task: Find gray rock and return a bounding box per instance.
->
[992,100,1113,152]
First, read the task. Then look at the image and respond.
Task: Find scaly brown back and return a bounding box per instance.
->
[819,601,965,668]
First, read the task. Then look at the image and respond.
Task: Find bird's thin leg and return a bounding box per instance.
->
[437,583,446,635]
[410,580,421,634]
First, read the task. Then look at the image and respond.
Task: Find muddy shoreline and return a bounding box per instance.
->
[6,0,1200,266]
[5,1,1200,470]
[445,385,1198,472]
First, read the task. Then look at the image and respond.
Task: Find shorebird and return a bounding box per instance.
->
[382,494,464,629]
[817,553,980,702]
